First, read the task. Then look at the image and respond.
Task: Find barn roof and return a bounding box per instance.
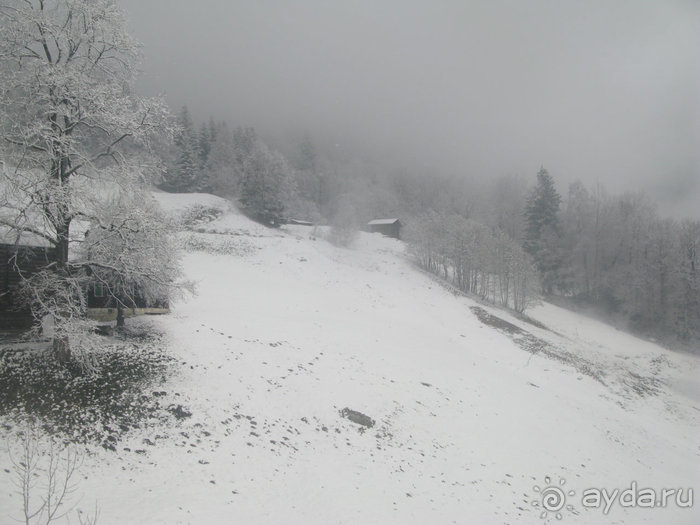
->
[367,218,401,226]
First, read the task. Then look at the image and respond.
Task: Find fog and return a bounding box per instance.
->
[117,0,699,218]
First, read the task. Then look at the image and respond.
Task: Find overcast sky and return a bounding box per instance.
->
[117,0,699,218]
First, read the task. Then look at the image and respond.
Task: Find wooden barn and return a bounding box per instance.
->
[367,218,402,239]
[0,242,56,329]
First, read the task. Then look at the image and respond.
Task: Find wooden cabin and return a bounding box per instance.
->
[367,218,402,239]
[1,241,168,327]
[0,243,57,329]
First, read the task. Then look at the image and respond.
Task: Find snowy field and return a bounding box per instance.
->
[2,192,698,524]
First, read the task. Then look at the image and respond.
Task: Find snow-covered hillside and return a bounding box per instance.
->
[3,192,699,524]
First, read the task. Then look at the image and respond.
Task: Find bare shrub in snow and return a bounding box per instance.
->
[7,427,99,524]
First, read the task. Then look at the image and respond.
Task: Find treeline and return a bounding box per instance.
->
[158,106,489,229]
[159,106,322,226]
[555,180,699,342]
[406,169,699,341]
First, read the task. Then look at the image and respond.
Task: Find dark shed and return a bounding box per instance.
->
[367,218,402,239]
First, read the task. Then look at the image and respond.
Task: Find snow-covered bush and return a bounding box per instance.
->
[181,232,256,256]
[180,204,224,230]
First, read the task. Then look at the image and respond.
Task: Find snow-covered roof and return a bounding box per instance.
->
[0,171,52,247]
[0,226,53,247]
[152,190,230,215]
[367,218,401,226]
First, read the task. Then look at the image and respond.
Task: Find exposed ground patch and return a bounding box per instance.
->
[0,326,187,450]
[470,306,608,384]
[469,306,672,403]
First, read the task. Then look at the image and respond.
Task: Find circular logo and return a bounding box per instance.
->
[540,485,566,512]
[532,476,576,520]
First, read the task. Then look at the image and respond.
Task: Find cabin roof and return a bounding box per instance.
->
[0,226,52,248]
[367,218,401,226]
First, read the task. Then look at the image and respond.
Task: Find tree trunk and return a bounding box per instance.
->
[52,336,70,363]
[116,306,125,329]
[52,208,73,360]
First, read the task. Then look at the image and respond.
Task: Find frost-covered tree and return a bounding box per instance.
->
[161,106,200,192]
[236,127,291,226]
[207,122,240,197]
[294,133,323,210]
[0,0,173,355]
[198,122,212,167]
[677,220,700,340]
[81,192,189,328]
[561,181,596,296]
[405,213,539,312]
[195,121,213,192]
[485,174,527,242]
[524,168,561,241]
[524,167,564,294]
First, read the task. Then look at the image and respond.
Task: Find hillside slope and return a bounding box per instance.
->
[3,193,698,524]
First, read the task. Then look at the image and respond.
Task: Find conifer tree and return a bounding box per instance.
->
[524,167,564,294]
[236,127,289,226]
[162,106,200,192]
